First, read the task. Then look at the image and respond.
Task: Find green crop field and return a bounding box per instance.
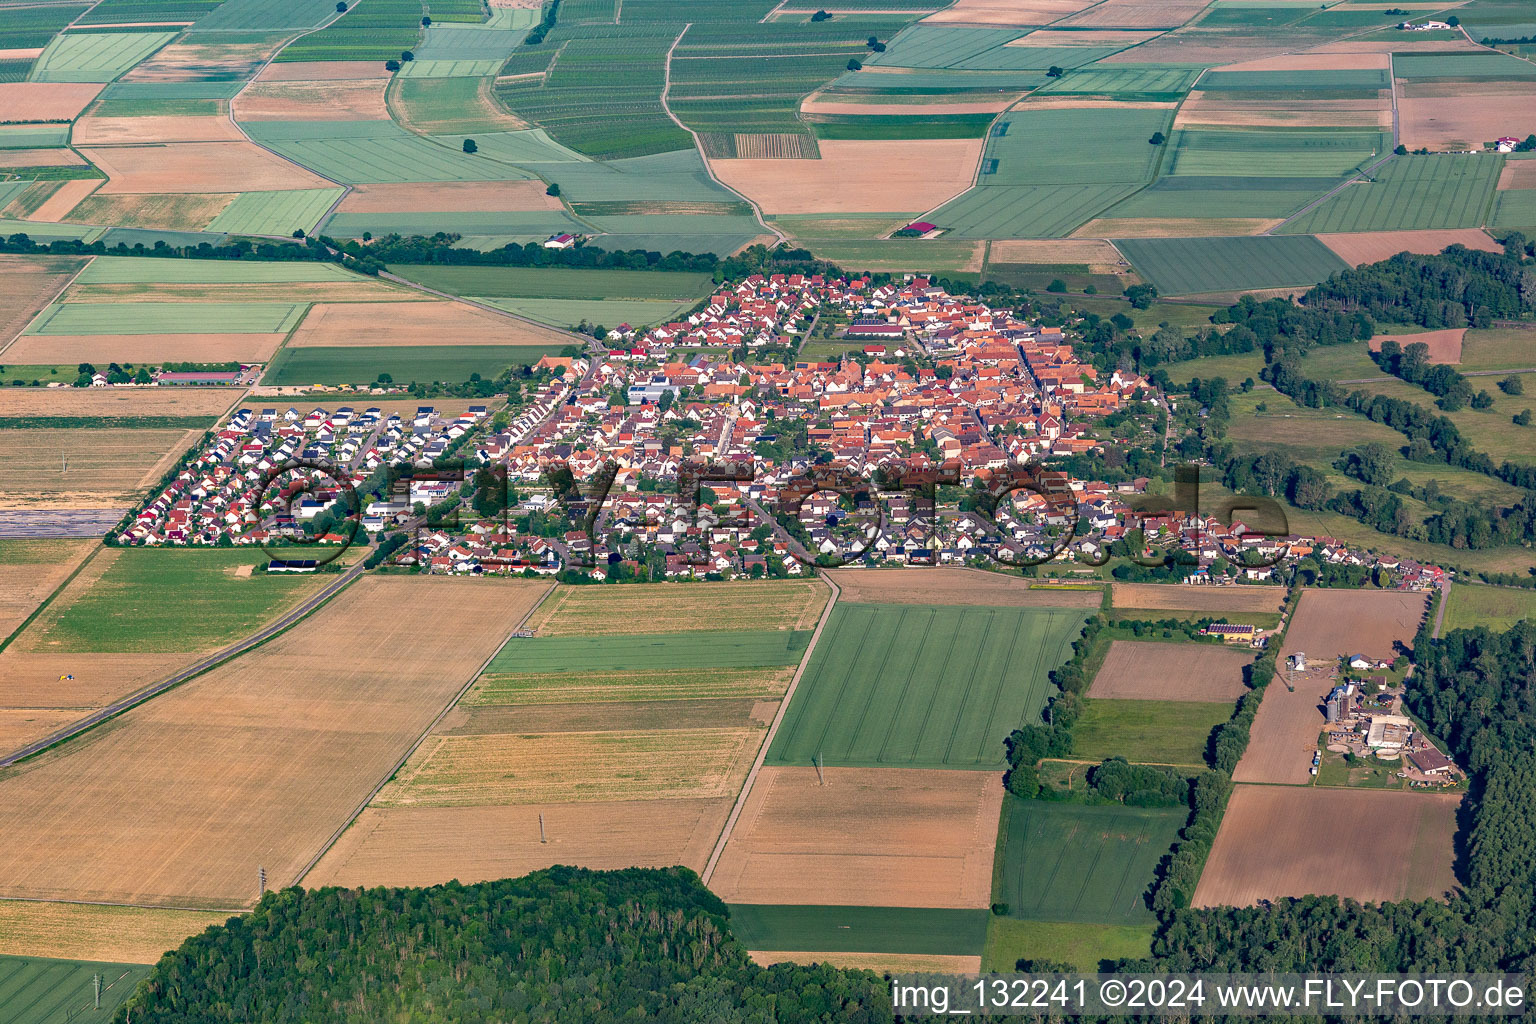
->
[1392,51,1536,80]
[766,602,1091,770]
[77,0,223,24]
[393,76,517,132]
[189,0,338,30]
[1198,68,1389,92]
[0,220,106,243]
[796,238,984,275]
[1280,155,1504,234]
[413,7,534,59]
[1162,350,1268,385]
[0,125,70,150]
[1038,67,1199,98]
[984,107,1174,185]
[484,630,812,674]
[993,798,1186,926]
[830,67,1049,93]
[473,296,698,329]
[28,31,177,83]
[387,265,714,299]
[1071,698,1233,765]
[726,905,990,956]
[1169,130,1387,178]
[0,955,150,1024]
[933,183,1141,238]
[394,57,503,77]
[75,257,355,285]
[1115,235,1348,294]
[35,549,328,653]
[240,121,537,184]
[26,301,307,335]
[275,0,424,61]
[983,919,1155,972]
[263,343,572,385]
[1458,328,1536,373]
[322,210,587,237]
[1443,585,1536,633]
[203,189,344,236]
[867,25,1021,69]
[0,4,90,50]
[1492,189,1536,230]
[1106,175,1340,219]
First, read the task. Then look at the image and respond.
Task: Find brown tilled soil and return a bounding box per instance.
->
[1076,216,1281,237]
[83,142,332,194]
[1059,0,1210,29]
[29,179,103,222]
[0,576,545,907]
[1320,230,1500,268]
[1285,588,1428,662]
[0,651,201,709]
[824,568,1103,607]
[0,900,228,963]
[707,139,983,214]
[305,798,732,888]
[1368,327,1466,364]
[923,0,1095,23]
[337,180,563,212]
[1399,88,1536,151]
[256,60,393,81]
[710,766,1003,908]
[1232,667,1340,784]
[0,387,237,417]
[119,38,281,83]
[1087,640,1253,701]
[1308,38,1484,53]
[1192,785,1461,906]
[989,238,1128,270]
[0,253,83,349]
[0,83,102,121]
[1175,93,1391,129]
[287,300,572,347]
[1217,51,1390,71]
[234,79,390,121]
[1111,583,1286,613]
[1500,161,1536,190]
[1,332,283,365]
[71,116,245,145]
[802,95,1019,115]
[0,149,87,168]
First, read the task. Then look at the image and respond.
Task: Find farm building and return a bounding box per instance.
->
[1408,746,1455,776]
[543,234,577,249]
[845,320,904,340]
[1367,715,1414,750]
[1202,622,1258,643]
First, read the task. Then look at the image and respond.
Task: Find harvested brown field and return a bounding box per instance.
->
[0,82,102,121]
[0,538,94,641]
[72,115,244,145]
[234,79,390,121]
[306,798,731,888]
[0,651,200,711]
[707,139,983,214]
[1175,92,1390,129]
[0,387,236,417]
[1010,27,1160,45]
[0,48,42,60]
[61,192,236,230]
[0,900,227,963]
[0,576,544,907]
[336,180,562,212]
[1059,0,1210,29]
[0,710,82,754]
[119,38,282,83]
[1321,229,1500,267]
[802,94,1019,116]
[711,766,1002,908]
[0,427,198,509]
[1,332,284,365]
[0,253,82,348]
[1193,785,1461,906]
[923,0,1096,24]
[1500,161,1536,190]
[1286,588,1428,662]
[1368,327,1465,363]
[1235,672,1348,785]
[29,178,102,222]
[0,149,86,168]
[1098,34,1293,62]
[287,300,571,347]
[989,238,1127,270]
[1399,86,1536,151]
[1112,582,1285,613]
[824,567,1102,607]
[442,697,773,735]
[256,60,393,81]
[378,726,764,806]
[1076,216,1281,236]
[466,666,795,706]
[83,142,332,194]
[1309,37,1483,54]
[527,579,828,635]
[751,951,982,974]
[1218,51,1389,72]
[1087,640,1253,701]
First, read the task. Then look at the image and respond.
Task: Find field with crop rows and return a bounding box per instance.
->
[276,0,424,61]
[263,343,569,385]
[0,5,89,50]
[239,120,536,183]
[0,956,149,1024]
[766,601,1090,769]
[727,905,989,956]
[26,301,306,335]
[1281,155,1504,233]
[29,32,177,83]
[1114,235,1348,294]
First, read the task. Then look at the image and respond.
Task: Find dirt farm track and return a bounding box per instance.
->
[0,577,545,908]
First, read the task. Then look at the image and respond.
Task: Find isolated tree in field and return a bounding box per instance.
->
[846,57,862,70]
[292,229,305,238]
[377,372,392,383]
[1149,131,1166,145]
[546,182,560,196]
[1046,279,1066,293]
[811,9,831,20]
[401,50,414,61]
[1446,14,1458,24]
[1046,65,1063,77]
[385,59,400,71]
[1516,409,1532,426]
[1394,143,1408,155]
[335,1,345,10]
[463,138,477,153]
[421,14,430,24]
[1500,374,1524,395]
[1471,390,1495,409]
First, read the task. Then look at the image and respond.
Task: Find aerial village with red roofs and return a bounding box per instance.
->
[114,271,1448,594]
